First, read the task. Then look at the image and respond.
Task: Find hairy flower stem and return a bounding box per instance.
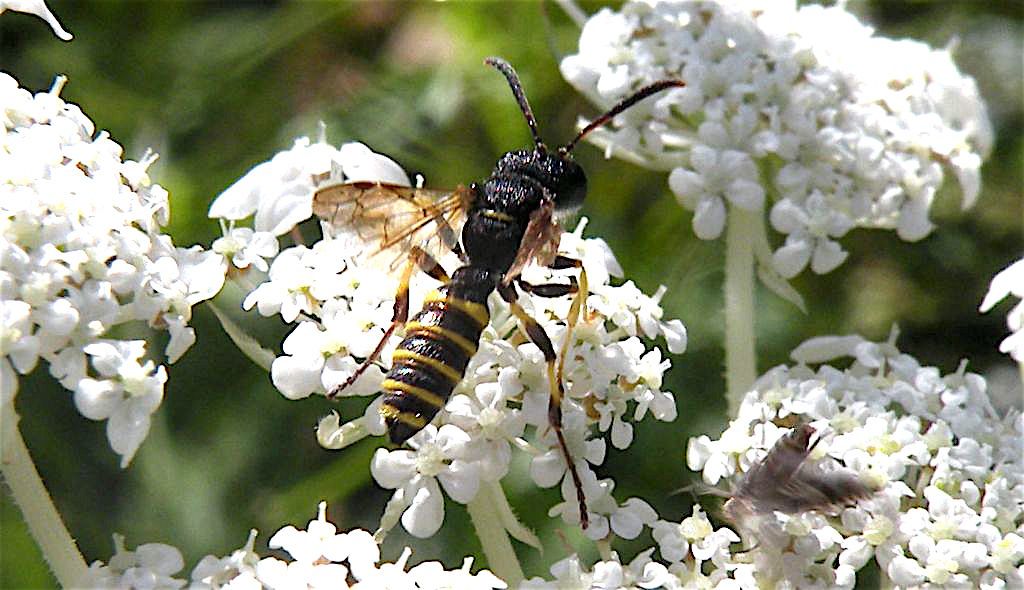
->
[466,482,523,587]
[724,208,758,416]
[0,404,89,586]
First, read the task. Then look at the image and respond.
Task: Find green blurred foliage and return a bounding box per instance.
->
[1,1,1020,586]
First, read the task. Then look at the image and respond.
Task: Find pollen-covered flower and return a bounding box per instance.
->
[0,72,224,465]
[687,332,1024,588]
[562,0,992,277]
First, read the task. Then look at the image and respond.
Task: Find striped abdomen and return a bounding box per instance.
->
[380,266,497,444]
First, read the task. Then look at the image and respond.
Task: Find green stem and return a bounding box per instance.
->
[466,481,523,587]
[724,208,758,416]
[0,403,90,587]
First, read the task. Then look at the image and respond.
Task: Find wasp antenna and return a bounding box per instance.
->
[562,79,685,154]
[485,57,547,152]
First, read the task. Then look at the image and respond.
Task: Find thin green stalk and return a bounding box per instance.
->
[466,481,524,587]
[724,208,758,416]
[0,404,90,587]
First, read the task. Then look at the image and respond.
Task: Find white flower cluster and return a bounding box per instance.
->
[368,223,686,538]
[980,258,1024,363]
[686,333,1023,588]
[84,502,507,590]
[208,139,418,399]
[0,72,225,466]
[521,505,761,589]
[561,0,992,278]
[212,139,687,540]
[85,533,186,589]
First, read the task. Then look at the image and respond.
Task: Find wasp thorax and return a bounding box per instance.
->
[493,149,587,214]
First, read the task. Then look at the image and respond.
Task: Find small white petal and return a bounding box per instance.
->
[772,240,812,278]
[370,448,416,489]
[402,478,444,538]
[437,460,481,504]
[809,238,848,274]
[270,353,324,400]
[725,178,765,211]
[692,196,726,240]
[73,378,120,420]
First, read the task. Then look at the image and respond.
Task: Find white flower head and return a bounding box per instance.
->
[370,424,481,538]
[210,133,333,236]
[74,340,168,467]
[211,226,279,273]
[687,333,1024,587]
[187,502,506,589]
[562,0,992,276]
[1,72,223,464]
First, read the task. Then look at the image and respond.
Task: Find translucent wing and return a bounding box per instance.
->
[503,198,562,284]
[730,424,873,516]
[313,181,474,275]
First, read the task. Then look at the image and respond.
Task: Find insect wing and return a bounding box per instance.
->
[734,424,872,515]
[313,181,473,275]
[502,198,562,284]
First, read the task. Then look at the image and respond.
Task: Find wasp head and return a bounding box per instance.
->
[484,56,681,218]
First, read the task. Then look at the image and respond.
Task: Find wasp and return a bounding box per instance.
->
[314,57,683,529]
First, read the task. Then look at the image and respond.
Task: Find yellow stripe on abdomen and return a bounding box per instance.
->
[380,403,428,429]
[381,378,447,409]
[422,290,490,329]
[403,322,478,356]
[390,349,463,385]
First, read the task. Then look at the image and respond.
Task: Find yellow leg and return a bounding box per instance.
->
[498,278,590,529]
[328,246,447,398]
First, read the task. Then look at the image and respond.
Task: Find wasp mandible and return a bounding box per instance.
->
[314,58,683,529]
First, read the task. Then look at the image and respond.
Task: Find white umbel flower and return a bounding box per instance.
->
[255,502,507,589]
[371,424,482,538]
[687,333,1024,588]
[0,72,225,465]
[115,502,509,589]
[562,0,992,276]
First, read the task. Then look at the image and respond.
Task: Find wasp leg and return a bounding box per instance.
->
[497,280,590,530]
[328,246,448,398]
[411,245,451,283]
[553,259,587,406]
[517,256,589,445]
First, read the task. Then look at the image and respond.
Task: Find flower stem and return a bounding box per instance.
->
[466,481,523,587]
[0,403,89,586]
[724,207,758,416]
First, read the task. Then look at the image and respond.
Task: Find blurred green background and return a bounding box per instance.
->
[1,1,1020,587]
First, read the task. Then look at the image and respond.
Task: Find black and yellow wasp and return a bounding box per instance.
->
[313,57,682,528]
